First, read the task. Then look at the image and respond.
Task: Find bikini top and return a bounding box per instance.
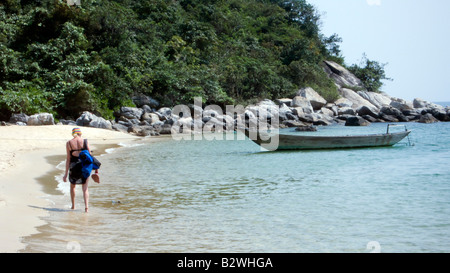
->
[69,139,87,160]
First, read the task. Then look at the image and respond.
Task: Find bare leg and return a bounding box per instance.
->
[82,180,89,213]
[70,183,76,210]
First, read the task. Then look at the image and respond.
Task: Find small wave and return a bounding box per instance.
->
[54,173,70,195]
[56,160,65,170]
[118,142,145,148]
[105,142,144,154]
[105,148,116,154]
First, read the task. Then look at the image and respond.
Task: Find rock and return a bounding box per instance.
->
[279,104,297,121]
[246,104,278,121]
[296,87,327,110]
[298,112,332,126]
[356,105,379,118]
[59,119,77,126]
[257,99,277,106]
[295,125,317,132]
[149,113,161,125]
[380,106,408,122]
[112,123,129,133]
[413,98,428,109]
[76,111,112,129]
[334,97,353,108]
[159,123,173,134]
[430,108,449,121]
[292,96,313,114]
[322,60,365,89]
[389,97,413,111]
[141,105,153,113]
[189,103,204,118]
[339,88,378,111]
[419,113,439,123]
[402,109,421,121]
[319,107,334,117]
[361,115,379,123]
[221,115,235,130]
[120,107,144,120]
[357,91,392,109]
[275,98,293,106]
[27,113,55,126]
[156,107,173,121]
[338,107,355,116]
[141,112,153,122]
[329,105,339,116]
[203,108,219,118]
[345,116,370,126]
[378,114,398,122]
[282,120,308,128]
[132,94,159,108]
[10,113,29,124]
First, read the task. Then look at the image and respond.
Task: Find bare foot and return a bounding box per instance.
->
[85,208,89,213]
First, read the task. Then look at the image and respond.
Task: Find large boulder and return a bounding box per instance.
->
[356,105,379,118]
[389,97,413,112]
[357,91,392,109]
[278,103,297,121]
[275,98,293,107]
[119,107,144,120]
[413,98,429,109]
[334,97,353,108]
[339,88,378,111]
[27,113,55,126]
[156,107,173,121]
[322,60,365,89]
[9,113,29,124]
[292,96,314,114]
[419,113,439,123]
[380,106,409,122]
[76,111,112,129]
[296,87,327,110]
[345,116,370,126]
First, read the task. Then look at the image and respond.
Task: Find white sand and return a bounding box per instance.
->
[0,125,139,252]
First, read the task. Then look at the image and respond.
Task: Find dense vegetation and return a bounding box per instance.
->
[0,0,387,121]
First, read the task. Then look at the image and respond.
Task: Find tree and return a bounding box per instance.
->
[348,54,392,92]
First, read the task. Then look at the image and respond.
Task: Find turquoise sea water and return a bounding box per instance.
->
[23,122,450,253]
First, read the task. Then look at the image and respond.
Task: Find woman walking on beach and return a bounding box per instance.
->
[63,128,99,212]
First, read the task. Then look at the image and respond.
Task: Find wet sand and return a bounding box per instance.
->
[0,125,139,252]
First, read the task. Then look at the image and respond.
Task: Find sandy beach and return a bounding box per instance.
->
[0,125,139,253]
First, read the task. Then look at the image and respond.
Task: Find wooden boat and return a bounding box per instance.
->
[243,124,412,151]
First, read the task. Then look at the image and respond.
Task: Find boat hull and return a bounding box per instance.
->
[246,130,411,151]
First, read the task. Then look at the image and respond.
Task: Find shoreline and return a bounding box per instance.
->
[0,125,140,253]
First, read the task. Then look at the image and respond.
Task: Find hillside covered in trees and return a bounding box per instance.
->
[0,0,388,121]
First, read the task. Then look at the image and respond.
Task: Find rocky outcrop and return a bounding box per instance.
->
[8,113,54,126]
[296,87,327,110]
[76,111,112,130]
[27,113,55,126]
[322,60,364,90]
[357,91,392,109]
[4,62,448,134]
[345,116,370,126]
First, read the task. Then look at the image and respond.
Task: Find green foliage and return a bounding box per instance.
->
[348,54,393,92]
[0,79,54,116]
[0,0,374,121]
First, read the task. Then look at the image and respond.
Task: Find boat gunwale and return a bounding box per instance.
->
[274,130,411,140]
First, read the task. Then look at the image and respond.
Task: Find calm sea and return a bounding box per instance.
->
[23,122,450,253]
